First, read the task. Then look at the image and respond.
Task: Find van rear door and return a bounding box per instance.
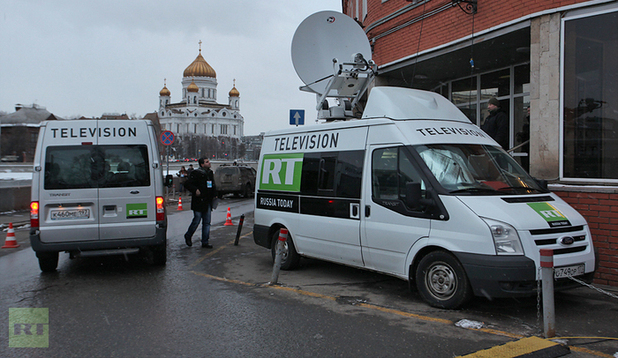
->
[39,122,101,244]
[97,121,156,240]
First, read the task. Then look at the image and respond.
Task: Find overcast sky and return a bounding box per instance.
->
[0,0,342,136]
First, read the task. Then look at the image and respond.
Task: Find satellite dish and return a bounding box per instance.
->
[291,11,372,96]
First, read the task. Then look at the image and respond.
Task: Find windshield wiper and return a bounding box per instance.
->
[449,187,497,194]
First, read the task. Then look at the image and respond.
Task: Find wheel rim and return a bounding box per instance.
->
[425,262,457,301]
[281,240,289,261]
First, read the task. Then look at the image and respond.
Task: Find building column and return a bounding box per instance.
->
[530,13,561,179]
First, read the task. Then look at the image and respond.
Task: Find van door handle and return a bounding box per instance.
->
[365,205,371,217]
[130,190,140,194]
[350,203,360,219]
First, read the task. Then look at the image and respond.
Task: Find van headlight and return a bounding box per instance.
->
[482,218,524,255]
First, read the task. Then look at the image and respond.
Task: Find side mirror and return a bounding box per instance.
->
[405,182,422,209]
[165,174,173,188]
[534,178,548,191]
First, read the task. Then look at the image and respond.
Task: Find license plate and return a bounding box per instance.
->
[554,264,585,279]
[51,208,91,220]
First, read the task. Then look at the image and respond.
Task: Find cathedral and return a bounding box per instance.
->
[157,43,244,143]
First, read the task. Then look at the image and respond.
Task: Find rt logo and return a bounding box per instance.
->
[9,308,49,348]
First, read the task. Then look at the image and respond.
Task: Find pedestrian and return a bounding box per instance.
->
[183,158,217,248]
[482,97,509,150]
[187,164,194,175]
[177,166,188,194]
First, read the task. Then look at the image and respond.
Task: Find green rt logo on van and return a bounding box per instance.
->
[9,308,49,348]
[260,153,303,192]
[527,202,570,227]
[127,203,147,218]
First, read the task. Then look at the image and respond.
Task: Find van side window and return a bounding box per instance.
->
[300,150,363,198]
[318,155,337,192]
[372,147,427,212]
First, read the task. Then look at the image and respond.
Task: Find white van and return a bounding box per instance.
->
[30,119,168,272]
[254,87,596,309]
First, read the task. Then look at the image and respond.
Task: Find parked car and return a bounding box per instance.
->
[214,164,256,198]
[1,155,19,162]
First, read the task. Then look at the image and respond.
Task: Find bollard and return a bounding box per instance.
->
[233,214,245,246]
[540,249,555,338]
[269,228,288,285]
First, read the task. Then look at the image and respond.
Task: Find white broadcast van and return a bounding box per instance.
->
[254,11,595,308]
[253,87,596,309]
[30,119,168,272]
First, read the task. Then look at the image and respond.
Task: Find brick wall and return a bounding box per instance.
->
[554,191,618,287]
[357,0,586,66]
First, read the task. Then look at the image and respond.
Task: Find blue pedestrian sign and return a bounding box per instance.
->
[161,130,175,146]
[289,109,305,126]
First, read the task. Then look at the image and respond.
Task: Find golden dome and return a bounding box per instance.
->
[183,49,216,78]
[187,80,199,93]
[159,85,170,96]
[229,85,239,97]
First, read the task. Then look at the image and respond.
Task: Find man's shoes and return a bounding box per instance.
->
[185,234,192,247]
[201,243,213,249]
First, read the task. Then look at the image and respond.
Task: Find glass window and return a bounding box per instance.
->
[451,76,477,105]
[457,103,477,125]
[513,96,530,171]
[45,145,150,189]
[481,69,509,100]
[372,147,428,211]
[300,151,363,197]
[372,147,399,200]
[45,146,95,189]
[514,64,530,94]
[563,10,618,179]
[318,155,336,192]
[415,144,544,194]
[335,150,363,198]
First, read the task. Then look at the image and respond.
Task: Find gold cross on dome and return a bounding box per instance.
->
[198,40,202,52]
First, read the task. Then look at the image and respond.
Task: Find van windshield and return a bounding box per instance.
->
[414,144,545,195]
[45,145,150,189]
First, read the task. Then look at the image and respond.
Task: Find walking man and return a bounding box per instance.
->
[184,158,217,248]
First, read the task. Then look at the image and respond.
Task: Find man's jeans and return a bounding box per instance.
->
[185,205,212,245]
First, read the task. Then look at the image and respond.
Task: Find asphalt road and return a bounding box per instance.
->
[1,198,617,357]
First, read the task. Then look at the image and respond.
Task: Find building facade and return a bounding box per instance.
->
[0,104,57,162]
[343,0,618,286]
[157,44,244,159]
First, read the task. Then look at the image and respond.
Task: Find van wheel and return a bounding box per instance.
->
[151,243,167,265]
[271,228,300,270]
[37,252,59,273]
[415,251,472,309]
[243,184,253,198]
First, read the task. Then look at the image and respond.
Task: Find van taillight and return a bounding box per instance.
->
[156,196,165,221]
[30,201,39,228]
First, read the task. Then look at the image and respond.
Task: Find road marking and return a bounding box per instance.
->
[456,336,570,358]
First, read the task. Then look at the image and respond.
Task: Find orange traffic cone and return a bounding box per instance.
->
[224,207,233,226]
[2,223,19,249]
[177,196,183,211]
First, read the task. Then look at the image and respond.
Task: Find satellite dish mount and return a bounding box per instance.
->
[291,11,376,121]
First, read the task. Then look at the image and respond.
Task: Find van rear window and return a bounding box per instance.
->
[44,145,150,189]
